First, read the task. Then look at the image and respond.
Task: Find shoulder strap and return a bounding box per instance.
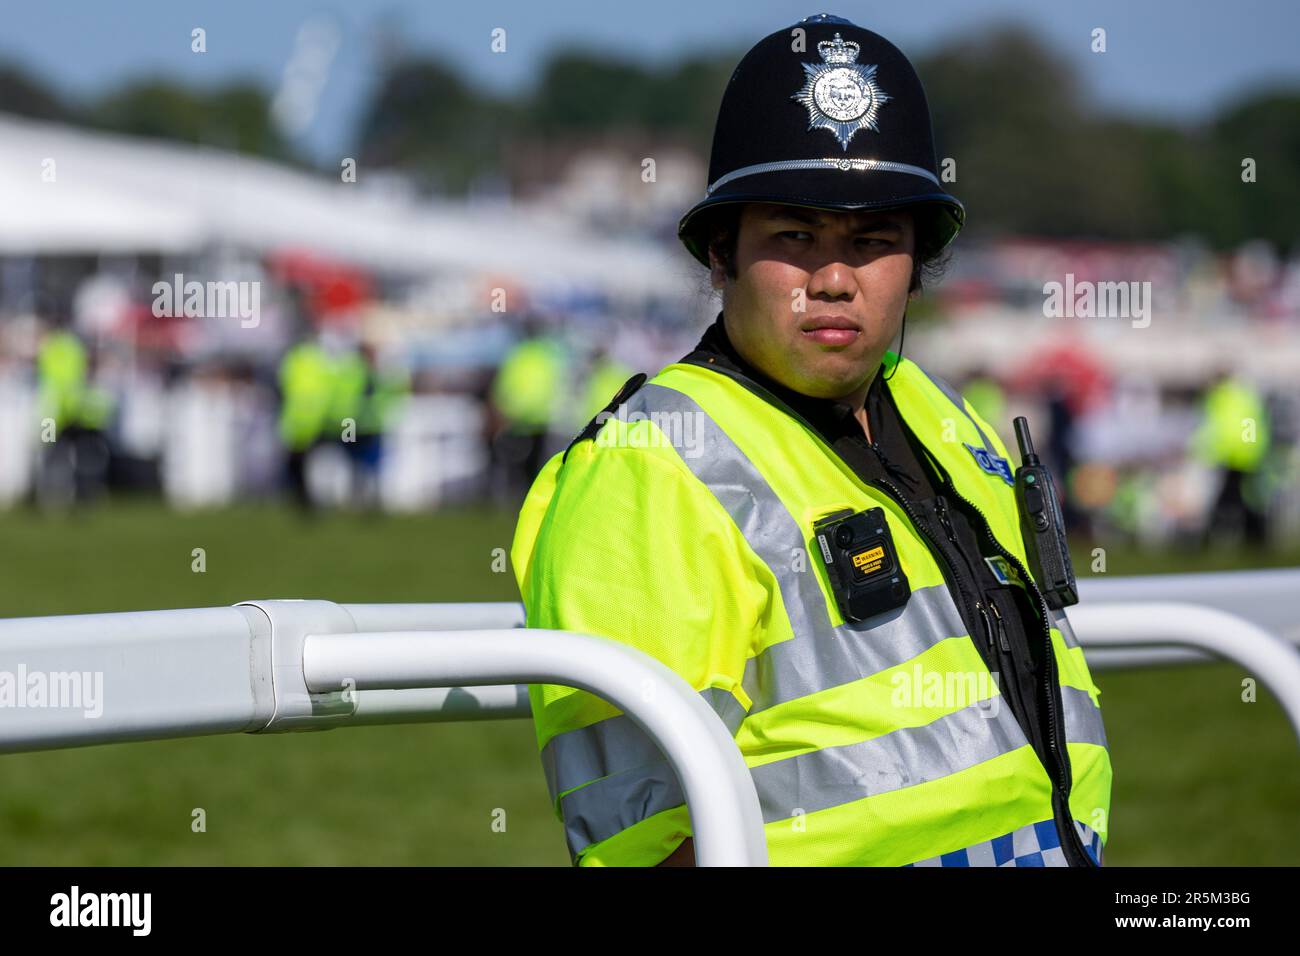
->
[562,372,648,463]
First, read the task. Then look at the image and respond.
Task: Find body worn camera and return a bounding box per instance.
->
[813,507,911,623]
[1013,417,1078,609]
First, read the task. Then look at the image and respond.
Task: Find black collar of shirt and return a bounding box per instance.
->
[678,311,933,497]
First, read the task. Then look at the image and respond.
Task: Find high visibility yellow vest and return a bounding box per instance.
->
[329,351,369,433]
[511,350,1112,867]
[278,343,334,451]
[492,337,568,433]
[1193,378,1270,472]
[37,332,115,432]
[317,351,410,438]
[38,332,88,430]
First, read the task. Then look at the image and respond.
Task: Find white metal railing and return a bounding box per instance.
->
[302,627,766,865]
[1078,568,1300,670]
[1067,601,1300,744]
[2,572,1298,864]
[0,599,767,865]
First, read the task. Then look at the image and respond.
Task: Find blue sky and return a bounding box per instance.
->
[2,1,1297,161]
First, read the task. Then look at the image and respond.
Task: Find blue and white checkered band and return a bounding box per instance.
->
[964,442,1015,486]
[791,32,891,150]
[904,818,1105,866]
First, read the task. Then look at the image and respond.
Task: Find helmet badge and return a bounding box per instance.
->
[790,33,891,150]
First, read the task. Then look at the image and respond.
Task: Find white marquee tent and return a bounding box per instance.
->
[0,114,684,295]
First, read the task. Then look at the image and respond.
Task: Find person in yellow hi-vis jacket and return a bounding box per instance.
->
[511,15,1111,867]
[491,321,569,497]
[36,327,115,505]
[1192,369,1271,545]
[576,348,634,428]
[278,338,335,509]
[330,340,410,507]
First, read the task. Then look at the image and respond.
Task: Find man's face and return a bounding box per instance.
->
[711,202,915,401]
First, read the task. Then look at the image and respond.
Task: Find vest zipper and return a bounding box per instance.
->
[936,492,1044,772]
[988,600,1012,653]
[977,601,996,653]
[932,494,998,656]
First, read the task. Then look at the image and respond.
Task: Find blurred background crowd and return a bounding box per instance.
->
[0,5,1297,552]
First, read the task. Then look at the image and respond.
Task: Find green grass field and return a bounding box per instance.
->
[0,500,1296,865]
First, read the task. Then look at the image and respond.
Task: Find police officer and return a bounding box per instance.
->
[36,326,114,506]
[1194,366,1271,546]
[278,336,335,509]
[331,339,410,507]
[511,14,1111,867]
[491,315,570,497]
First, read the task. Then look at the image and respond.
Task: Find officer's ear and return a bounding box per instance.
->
[706,229,736,290]
[704,207,742,289]
[907,211,927,296]
[708,246,729,290]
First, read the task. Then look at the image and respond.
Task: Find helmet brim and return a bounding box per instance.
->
[677,165,965,267]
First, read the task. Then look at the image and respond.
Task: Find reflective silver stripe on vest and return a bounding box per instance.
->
[706,156,942,196]
[542,686,746,802]
[555,683,747,856]
[1061,684,1108,748]
[915,365,996,457]
[745,584,967,711]
[559,695,1035,854]
[1048,609,1108,748]
[701,685,748,736]
[1049,606,1081,649]
[623,383,968,715]
[559,757,682,853]
[749,696,1029,821]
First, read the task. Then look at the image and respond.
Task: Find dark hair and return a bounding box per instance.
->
[701,204,952,295]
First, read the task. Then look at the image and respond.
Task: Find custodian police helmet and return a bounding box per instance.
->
[678,13,964,267]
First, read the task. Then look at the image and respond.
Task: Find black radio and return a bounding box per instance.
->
[813,507,912,623]
[1013,416,1078,609]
